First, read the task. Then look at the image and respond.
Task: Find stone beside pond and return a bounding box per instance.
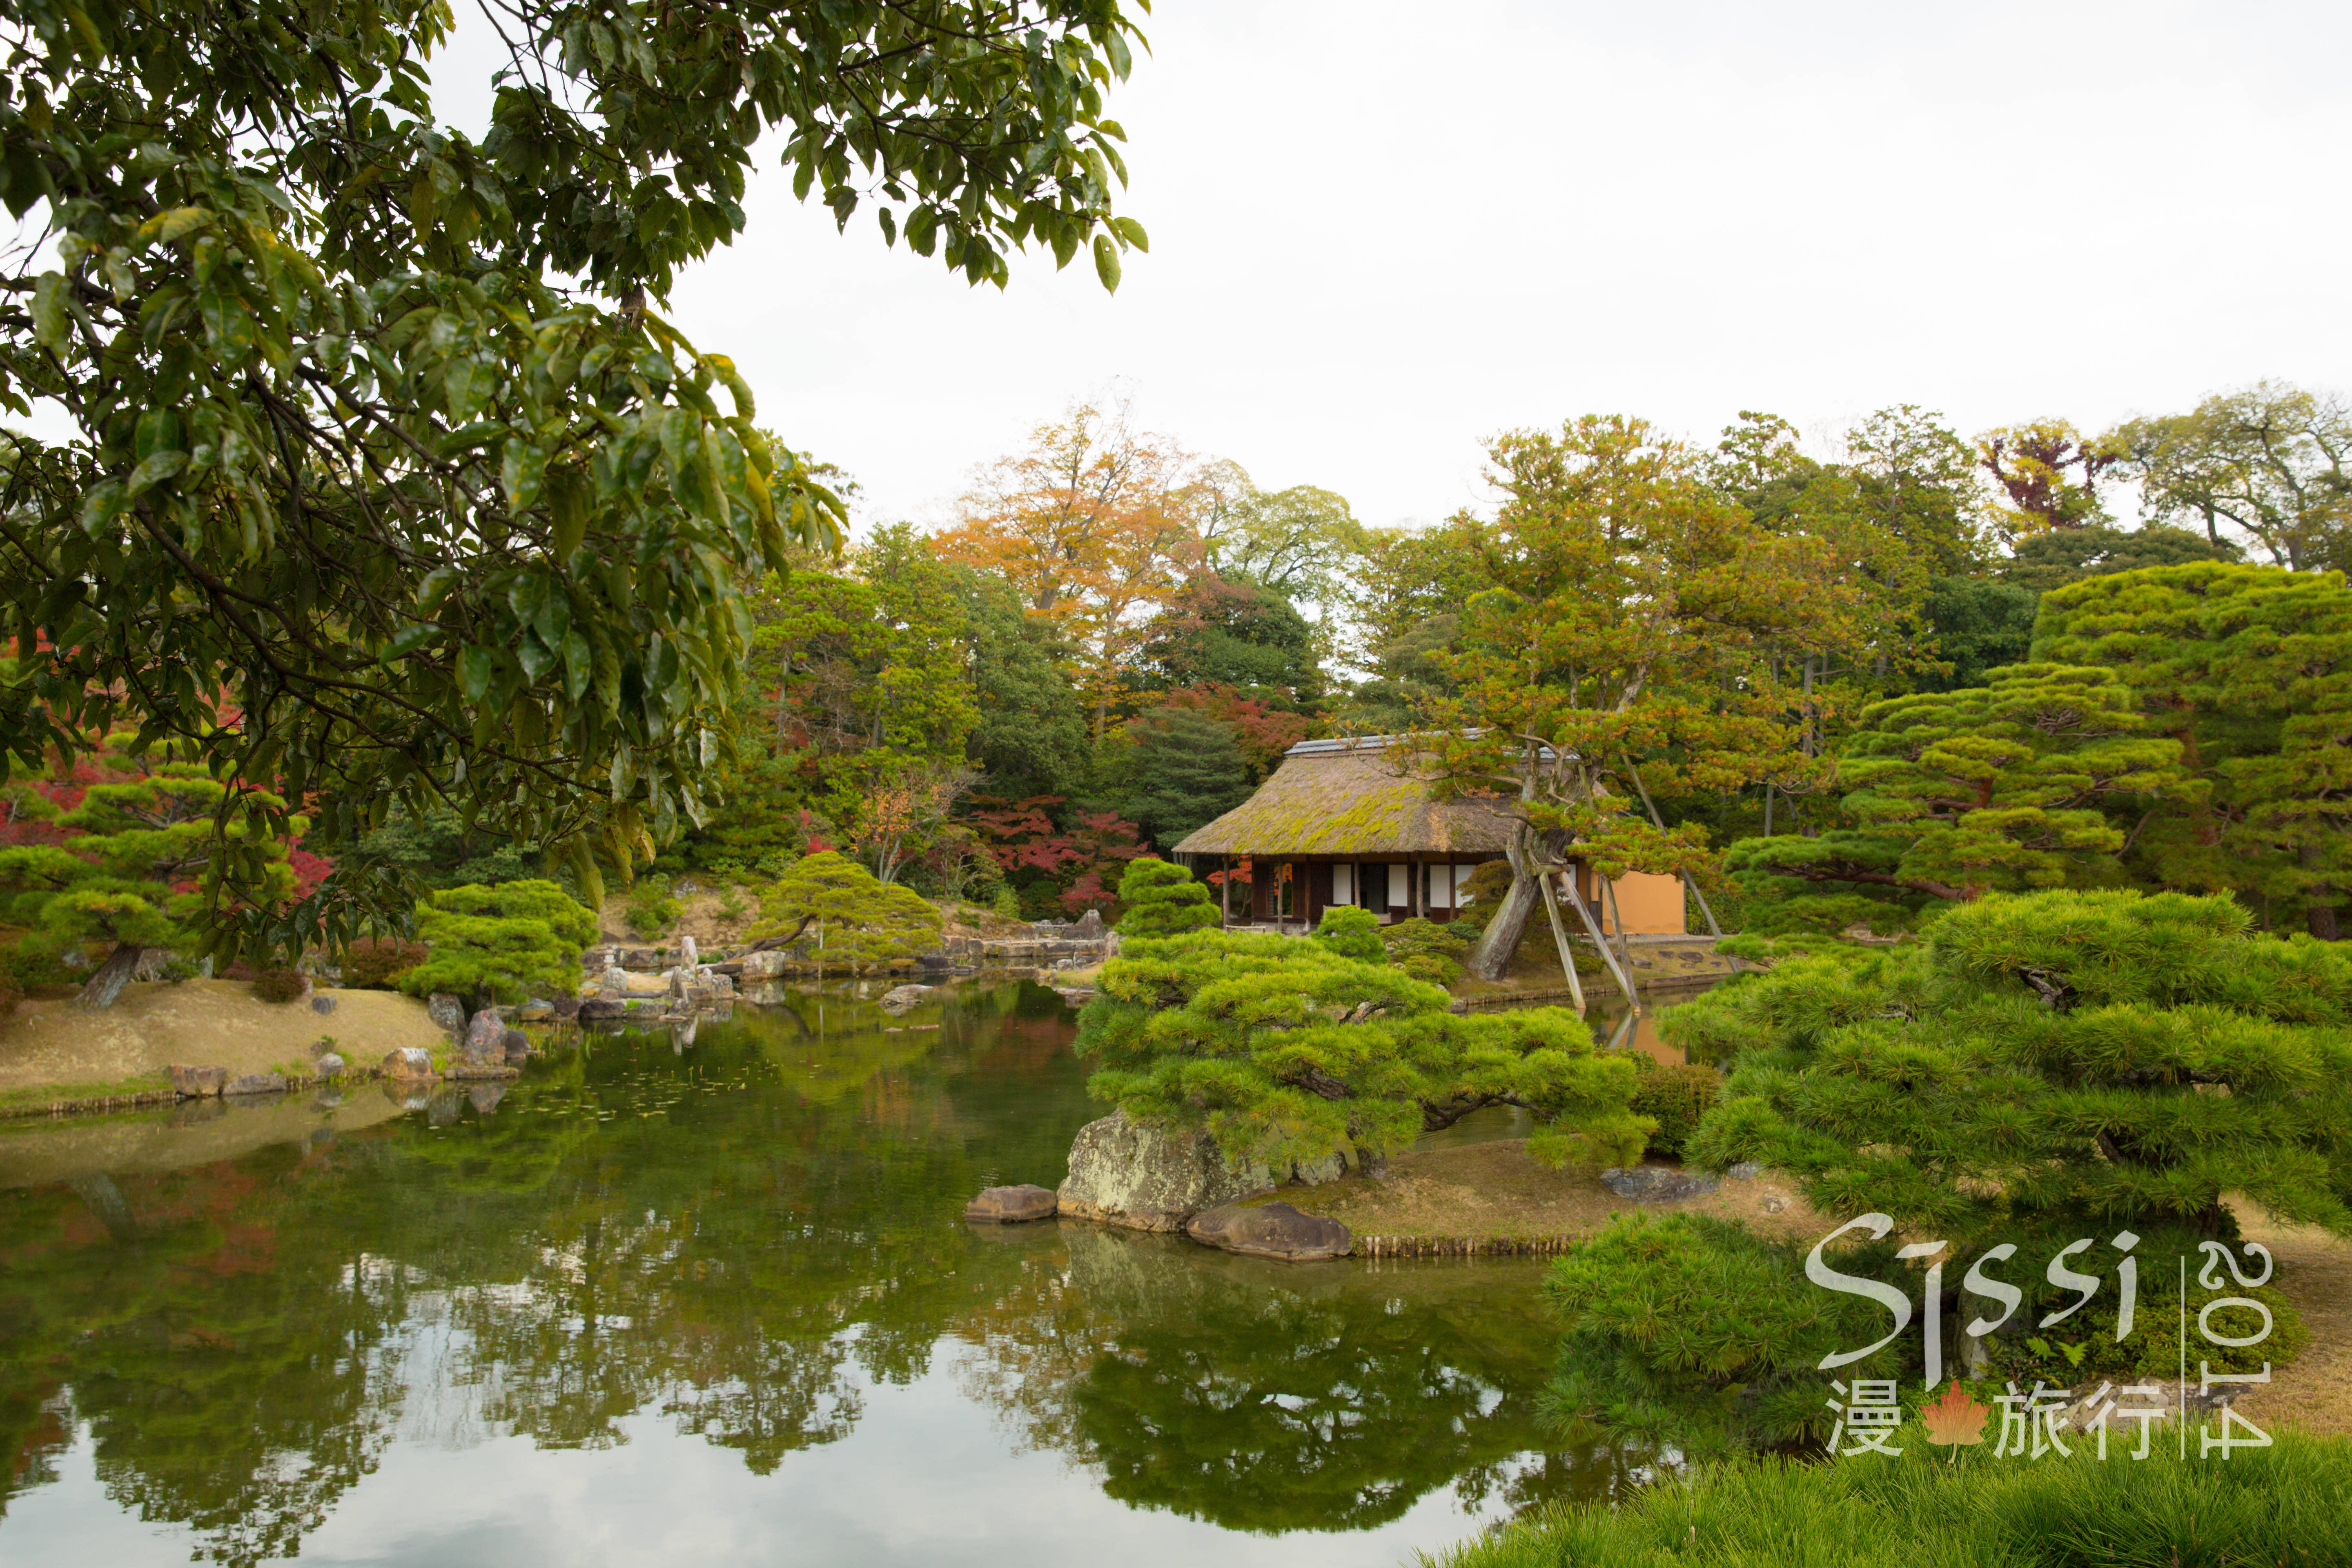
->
[1056,1109,1280,1233]
[1186,1201,1352,1261]
[964,1184,1058,1223]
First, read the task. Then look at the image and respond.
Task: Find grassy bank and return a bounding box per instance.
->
[0,978,444,1109]
[1423,1429,2352,1568]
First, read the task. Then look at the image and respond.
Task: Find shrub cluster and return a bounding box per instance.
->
[1379,917,1472,985]
[250,966,308,1003]
[1628,1060,1719,1158]
[743,851,942,973]
[624,873,684,940]
[339,937,428,990]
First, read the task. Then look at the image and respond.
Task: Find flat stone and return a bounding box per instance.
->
[1286,1152,1347,1187]
[513,998,555,1022]
[310,995,337,1015]
[550,996,582,1020]
[222,1071,287,1099]
[380,1047,438,1080]
[577,997,627,1020]
[1057,1109,1274,1232]
[1725,1161,1764,1181]
[426,993,467,1036]
[1185,1201,1353,1262]
[313,1052,346,1077]
[1601,1165,1720,1203]
[964,1184,1058,1223]
[448,1063,520,1081]
[167,1063,227,1098]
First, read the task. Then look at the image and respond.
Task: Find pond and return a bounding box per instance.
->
[0,982,1654,1568]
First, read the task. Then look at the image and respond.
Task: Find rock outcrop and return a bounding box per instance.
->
[1600,1164,1720,1202]
[426,993,467,1036]
[167,1064,227,1098]
[222,1071,287,1099]
[964,1184,1058,1223]
[1056,1109,1273,1232]
[381,1047,438,1080]
[1185,1201,1353,1261]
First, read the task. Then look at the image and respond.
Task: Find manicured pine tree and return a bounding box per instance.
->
[399,880,599,1005]
[0,740,300,1008]
[1675,889,2352,1357]
[1079,929,1648,1172]
[1112,857,1217,937]
[1726,664,2189,933]
[742,851,942,975]
[2033,560,2352,937]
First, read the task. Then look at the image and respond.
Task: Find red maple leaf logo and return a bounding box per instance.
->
[1921,1381,1989,1446]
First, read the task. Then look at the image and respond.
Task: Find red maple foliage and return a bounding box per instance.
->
[965,795,1149,911]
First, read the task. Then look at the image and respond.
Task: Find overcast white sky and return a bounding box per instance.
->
[432,1,2352,535]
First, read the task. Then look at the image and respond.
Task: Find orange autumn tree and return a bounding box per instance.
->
[934,400,1199,738]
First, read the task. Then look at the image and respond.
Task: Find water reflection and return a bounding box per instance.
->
[0,981,1617,1566]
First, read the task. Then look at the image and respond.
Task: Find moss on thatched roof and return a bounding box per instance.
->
[1172,741,1518,858]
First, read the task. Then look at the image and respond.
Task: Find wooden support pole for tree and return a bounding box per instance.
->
[1561,866,1640,1015]
[1599,869,1637,980]
[1536,868,1587,1017]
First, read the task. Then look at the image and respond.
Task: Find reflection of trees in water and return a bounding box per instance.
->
[0,1153,414,1566]
[949,1226,1623,1535]
[0,983,1612,1559]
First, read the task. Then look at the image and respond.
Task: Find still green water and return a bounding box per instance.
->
[0,982,1636,1567]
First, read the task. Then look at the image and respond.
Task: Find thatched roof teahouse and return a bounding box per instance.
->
[1171,737,1686,934]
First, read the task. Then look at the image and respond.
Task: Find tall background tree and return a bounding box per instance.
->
[0,0,1150,960]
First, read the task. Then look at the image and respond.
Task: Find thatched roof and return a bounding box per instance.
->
[1172,737,1520,858]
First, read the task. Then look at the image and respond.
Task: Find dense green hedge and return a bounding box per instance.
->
[1424,1430,2352,1568]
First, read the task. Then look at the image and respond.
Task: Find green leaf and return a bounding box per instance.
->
[459,646,496,701]
[1109,216,1149,253]
[549,468,590,561]
[31,272,69,350]
[518,631,559,682]
[1093,234,1122,292]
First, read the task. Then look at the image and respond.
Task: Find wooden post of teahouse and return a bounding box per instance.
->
[1536,866,1588,1016]
[1221,855,1232,928]
[1562,865,1640,1015]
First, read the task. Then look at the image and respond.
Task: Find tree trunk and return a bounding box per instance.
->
[1465,873,1540,980]
[76,943,147,1012]
[2311,904,2341,941]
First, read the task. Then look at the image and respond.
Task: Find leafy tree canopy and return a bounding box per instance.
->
[2112,380,2352,572]
[2002,522,2240,595]
[401,878,598,1004]
[0,0,1147,959]
[1077,929,1648,1170]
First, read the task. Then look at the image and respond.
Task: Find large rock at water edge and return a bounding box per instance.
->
[313,1052,346,1077]
[1057,1109,1273,1232]
[426,993,467,1036]
[167,1063,227,1098]
[381,1047,438,1080]
[964,1184,1058,1223]
[1185,1201,1353,1262]
[1601,1165,1720,1203]
[460,1009,507,1066]
[222,1071,287,1100]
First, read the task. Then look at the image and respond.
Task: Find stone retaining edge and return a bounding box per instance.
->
[1354,1233,1587,1258]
